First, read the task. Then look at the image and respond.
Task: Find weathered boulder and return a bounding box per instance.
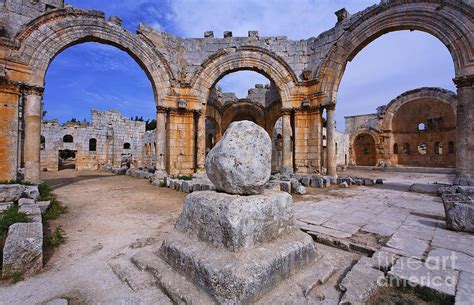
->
[205,121,271,195]
[2,222,43,277]
[442,193,473,233]
[0,184,25,202]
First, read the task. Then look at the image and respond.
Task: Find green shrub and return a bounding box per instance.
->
[177,175,193,181]
[11,271,24,283]
[0,204,28,240]
[44,226,66,248]
[43,198,65,221]
[159,181,167,187]
[38,183,66,221]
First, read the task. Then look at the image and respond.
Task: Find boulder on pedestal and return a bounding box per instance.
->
[205,121,271,195]
[151,121,316,303]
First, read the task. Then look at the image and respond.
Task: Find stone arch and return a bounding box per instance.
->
[380,87,457,131]
[191,46,298,109]
[318,1,474,103]
[221,102,265,132]
[14,8,174,105]
[349,130,380,166]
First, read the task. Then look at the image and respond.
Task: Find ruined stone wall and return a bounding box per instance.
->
[0,0,472,180]
[345,114,378,134]
[346,88,457,168]
[40,110,146,171]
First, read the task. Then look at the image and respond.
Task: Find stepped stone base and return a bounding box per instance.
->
[158,229,315,303]
[154,189,317,303]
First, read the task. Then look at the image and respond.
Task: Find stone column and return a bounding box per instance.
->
[0,80,21,181]
[281,110,293,174]
[23,86,44,182]
[196,111,206,173]
[326,104,337,178]
[156,106,167,172]
[453,75,474,185]
[309,107,322,173]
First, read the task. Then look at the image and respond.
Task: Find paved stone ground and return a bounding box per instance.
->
[294,169,473,303]
[0,169,472,304]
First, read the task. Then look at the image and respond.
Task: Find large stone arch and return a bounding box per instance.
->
[191,46,298,109]
[318,1,474,103]
[350,131,380,166]
[221,102,265,132]
[381,87,457,131]
[13,8,174,105]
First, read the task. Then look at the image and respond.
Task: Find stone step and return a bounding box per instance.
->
[131,250,215,304]
[108,257,157,292]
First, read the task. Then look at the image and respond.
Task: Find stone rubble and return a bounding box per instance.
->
[1,182,50,278]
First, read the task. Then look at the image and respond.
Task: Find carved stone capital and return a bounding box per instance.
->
[21,84,44,96]
[453,75,474,88]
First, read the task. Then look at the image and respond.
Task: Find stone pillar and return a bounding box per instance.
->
[23,86,44,182]
[308,107,322,173]
[326,104,337,178]
[167,109,195,176]
[281,110,293,174]
[453,76,474,185]
[196,112,206,173]
[0,80,21,181]
[156,107,167,172]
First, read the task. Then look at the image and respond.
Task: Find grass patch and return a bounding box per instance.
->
[44,226,66,248]
[39,183,66,221]
[367,283,454,305]
[10,271,24,284]
[177,175,193,181]
[0,204,28,242]
[159,181,167,187]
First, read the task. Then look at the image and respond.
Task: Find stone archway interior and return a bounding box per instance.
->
[354,133,376,166]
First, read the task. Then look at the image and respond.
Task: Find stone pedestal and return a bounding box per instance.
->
[157,190,316,303]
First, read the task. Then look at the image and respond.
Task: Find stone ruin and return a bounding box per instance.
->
[134,121,318,303]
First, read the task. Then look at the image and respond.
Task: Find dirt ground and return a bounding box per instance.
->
[0,170,185,304]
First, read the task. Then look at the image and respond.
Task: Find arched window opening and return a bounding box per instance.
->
[434,142,443,155]
[89,138,97,152]
[393,143,398,155]
[418,123,426,131]
[417,143,427,155]
[63,135,73,143]
[335,142,338,155]
[448,141,455,154]
[40,136,46,151]
[403,143,411,155]
[123,143,131,150]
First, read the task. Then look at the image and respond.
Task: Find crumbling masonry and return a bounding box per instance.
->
[0,0,473,184]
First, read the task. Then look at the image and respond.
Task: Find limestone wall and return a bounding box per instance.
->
[40,110,145,171]
[345,88,458,168]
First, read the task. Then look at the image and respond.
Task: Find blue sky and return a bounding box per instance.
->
[44,0,455,131]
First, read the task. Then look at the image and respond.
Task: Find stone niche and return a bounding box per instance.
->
[154,121,316,303]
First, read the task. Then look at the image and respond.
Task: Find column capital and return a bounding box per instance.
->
[21,84,44,95]
[281,108,293,115]
[156,105,169,114]
[453,75,474,88]
[324,103,336,111]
